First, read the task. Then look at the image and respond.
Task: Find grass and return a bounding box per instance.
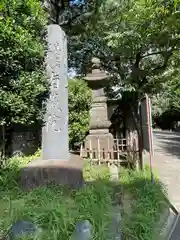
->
[120,165,168,240]
[0,152,168,240]
[0,153,113,240]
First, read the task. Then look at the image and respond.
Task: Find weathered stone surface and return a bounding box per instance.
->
[83,58,114,159]
[42,24,69,161]
[11,124,40,157]
[20,24,85,190]
[8,220,41,240]
[20,154,84,190]
[70,220,93,240]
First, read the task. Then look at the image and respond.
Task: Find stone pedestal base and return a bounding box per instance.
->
[84,132,114,159]
[20,154,83,191]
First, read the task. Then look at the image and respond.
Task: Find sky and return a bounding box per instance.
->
[68,68,77,79]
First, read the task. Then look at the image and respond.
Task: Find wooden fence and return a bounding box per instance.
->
[75,138,139,166]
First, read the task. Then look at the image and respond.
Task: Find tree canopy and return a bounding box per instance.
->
[0,0,49,126]
[151,66,180,129]
[68,0,180,103]
[1,0,180,134]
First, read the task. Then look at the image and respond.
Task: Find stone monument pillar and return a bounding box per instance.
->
[42,24,69,161]
[84,58,114,159]
[20,25,83,190]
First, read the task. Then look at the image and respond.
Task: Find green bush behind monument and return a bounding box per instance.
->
[0,0,49,126]
[68,79,92,149]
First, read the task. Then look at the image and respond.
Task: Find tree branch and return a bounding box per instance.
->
[59,8,84,27]
[152,50,173,74]
[137,48,174,89]
[141,51,166,58]
[138,76,147,89]
[135,52,141,68]
[141,46,179,59]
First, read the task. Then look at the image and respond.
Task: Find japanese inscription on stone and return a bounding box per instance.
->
[42,24,69,161]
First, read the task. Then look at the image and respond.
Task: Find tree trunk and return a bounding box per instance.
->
[129,102,143,170]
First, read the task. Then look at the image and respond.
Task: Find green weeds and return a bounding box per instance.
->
[0,154,112,240]
[0,154,167,240]
[120,165,168,240]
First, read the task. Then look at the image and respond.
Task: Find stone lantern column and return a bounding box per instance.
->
[84,58,114,159]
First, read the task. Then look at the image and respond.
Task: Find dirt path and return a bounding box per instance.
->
[152,130,180,211]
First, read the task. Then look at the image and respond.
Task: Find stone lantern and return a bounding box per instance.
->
[84,57,114,159]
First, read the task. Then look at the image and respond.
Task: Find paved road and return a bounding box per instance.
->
[153,130,180,158]
[152,130,180,211]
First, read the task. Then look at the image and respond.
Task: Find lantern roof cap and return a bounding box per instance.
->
[84,57,109,81]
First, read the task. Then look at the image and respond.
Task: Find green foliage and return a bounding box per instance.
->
[0,155,112,240]
[0,150,41,191]
[120,166,167,240]
[151,87,171,118]
[69,0,180,101]
[151,66,180,129]
[68,79,92,148]
[167,75,180,112]
[0,0,49,126]
[0,153,167,239]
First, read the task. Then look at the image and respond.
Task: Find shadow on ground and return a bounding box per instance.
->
[153,130,180,159]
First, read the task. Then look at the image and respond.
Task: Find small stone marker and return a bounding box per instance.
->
[8,220,41,240]
[70,220,93,240]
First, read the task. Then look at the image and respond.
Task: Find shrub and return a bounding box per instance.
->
[68,79,92,149]
[0,0,49,126]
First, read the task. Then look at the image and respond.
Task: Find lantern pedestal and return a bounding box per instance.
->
[83,58,114,160]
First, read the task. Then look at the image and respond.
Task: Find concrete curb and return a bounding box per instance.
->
[160,208,178,239]
[159,198,179,240]
[166,214,180,240]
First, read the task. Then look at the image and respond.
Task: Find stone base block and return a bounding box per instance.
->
[20,154,83,191]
